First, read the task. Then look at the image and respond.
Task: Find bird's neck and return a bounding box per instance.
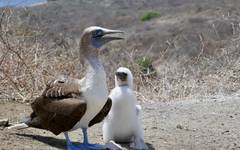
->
[80,45,107,92]
[86,55,102,70]
[85,55,106,88]
[80,44,104,74]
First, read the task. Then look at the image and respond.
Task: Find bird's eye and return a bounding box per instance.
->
[93,30,103,38]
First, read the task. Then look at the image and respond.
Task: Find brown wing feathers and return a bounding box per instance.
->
[30,97,86,135]
[42,76,82,98]
[26,77,111,135]
[26,77,86,135]
[89,98,112,127]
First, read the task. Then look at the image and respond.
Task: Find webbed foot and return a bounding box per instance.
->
[88,143,105,150]
[66,143,88,150]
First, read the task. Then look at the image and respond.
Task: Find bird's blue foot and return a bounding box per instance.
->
[64,132,106,150]
[64,132,87,150]
[88,143,105,150]
[66,142,87,150]
[66,143,105,150]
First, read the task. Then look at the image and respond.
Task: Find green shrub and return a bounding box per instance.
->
[141,11,160,21]
[137,56,155,75]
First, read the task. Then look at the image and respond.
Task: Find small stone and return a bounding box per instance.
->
[221,130,230,134]
[152,126,158,129]
[176,124,183,129]
[0,119,9,127]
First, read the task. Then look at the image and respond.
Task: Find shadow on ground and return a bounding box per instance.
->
[15,133,77,150]
[120,142,155,150]
[15,133,154,150]
[146,143,155,150]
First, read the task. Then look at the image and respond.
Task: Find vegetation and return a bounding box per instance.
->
[141,11,160,21]
[1,5,240,103]
[136,56,155,75]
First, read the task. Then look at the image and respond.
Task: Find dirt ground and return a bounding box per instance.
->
[1,95,240,150]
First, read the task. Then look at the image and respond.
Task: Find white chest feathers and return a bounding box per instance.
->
[103,86,142,142]
[73,66,108,129]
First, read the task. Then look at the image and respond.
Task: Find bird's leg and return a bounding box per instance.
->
[64,132,72,147]
[82,128,89,145]
[82,128,106,150]
[64,132,84,150]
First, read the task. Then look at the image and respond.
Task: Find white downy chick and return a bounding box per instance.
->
[103,67,148,150]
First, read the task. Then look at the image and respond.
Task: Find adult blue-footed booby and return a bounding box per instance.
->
[103,67,149,150]
[8,26,124,150]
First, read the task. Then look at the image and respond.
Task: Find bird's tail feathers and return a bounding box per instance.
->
[7,115,32,130]
[7,123,29,130]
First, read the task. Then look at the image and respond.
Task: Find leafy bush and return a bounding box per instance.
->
[137,56,155,75]
[141,11,160,21]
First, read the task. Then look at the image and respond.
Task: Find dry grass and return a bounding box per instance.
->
[103,36,240,102]
[1,8,240,103]
[0,8,84,102]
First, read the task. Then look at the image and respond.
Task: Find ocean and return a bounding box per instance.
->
[0,0,47,7]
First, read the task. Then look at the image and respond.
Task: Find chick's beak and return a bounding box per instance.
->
[115,72,127,81]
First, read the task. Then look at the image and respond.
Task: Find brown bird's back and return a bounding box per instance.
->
[29,96,87,135]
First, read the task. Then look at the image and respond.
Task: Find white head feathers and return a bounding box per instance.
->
[115,67,134,89]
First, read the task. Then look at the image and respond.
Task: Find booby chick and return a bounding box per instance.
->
[103,67,149,150]
[8,26,124,150]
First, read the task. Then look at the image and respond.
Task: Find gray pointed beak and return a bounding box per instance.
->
[102,29,124,42]
[103,29,124,35]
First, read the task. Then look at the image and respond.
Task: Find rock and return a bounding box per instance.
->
[0,119,9,127]
[221,130,230,134]
[176,124,183,129]
[0,119,9,130]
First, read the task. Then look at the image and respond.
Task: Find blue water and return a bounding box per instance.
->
[0,0,47,7]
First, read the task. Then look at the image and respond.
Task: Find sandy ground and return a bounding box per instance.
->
[1,95,240,150]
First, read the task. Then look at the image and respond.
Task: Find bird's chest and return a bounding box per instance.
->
[75,87,107,128]
[76,72,108,128]
[84,85,108,105]
[84,72,108,103]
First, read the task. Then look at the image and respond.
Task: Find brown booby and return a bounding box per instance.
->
[8,26,124,150]
[103,67,149,150]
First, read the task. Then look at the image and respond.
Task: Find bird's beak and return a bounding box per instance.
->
[115,72,127,81]
[101,28,124,44]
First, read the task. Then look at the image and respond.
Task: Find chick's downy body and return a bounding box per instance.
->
[103,67,148,150]
[104,86,139,142]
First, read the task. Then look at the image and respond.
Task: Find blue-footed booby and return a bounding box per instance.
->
[8,26,124,150]
[103,67,149,150]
